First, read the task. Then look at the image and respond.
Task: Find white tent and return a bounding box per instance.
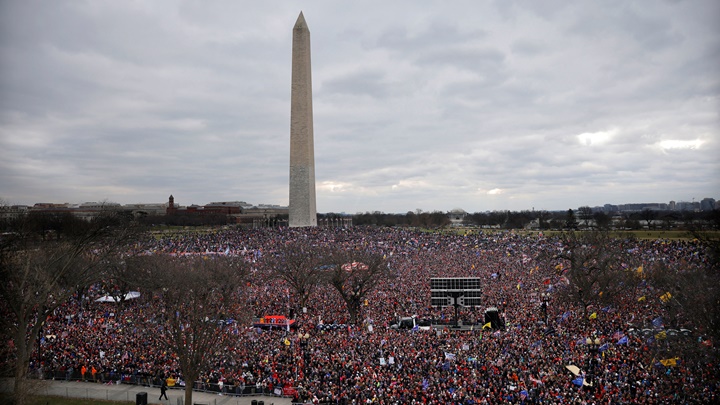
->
[95,291,141,303]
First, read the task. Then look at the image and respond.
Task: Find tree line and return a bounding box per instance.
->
[7,205,716,230]
[352,207,720,230]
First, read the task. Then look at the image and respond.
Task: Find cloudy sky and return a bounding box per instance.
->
[1,0,718,214]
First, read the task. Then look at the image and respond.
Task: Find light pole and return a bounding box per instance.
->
[585,336,600,390]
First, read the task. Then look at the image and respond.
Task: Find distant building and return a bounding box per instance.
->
[616,203,668,212]
[22,202,127,221]
[0,204,30,220]
[447,209,468,226]
[32,202,71,210]
[165,195,288,226]
[675,201,700,211]
[123,203,168,217]
[72,202,123,221]
[700,198,716,211]
[603,204,619,213]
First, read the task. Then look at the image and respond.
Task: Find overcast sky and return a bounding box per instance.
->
[1,0,718,214]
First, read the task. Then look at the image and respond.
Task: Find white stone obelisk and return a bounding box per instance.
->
[289,11,317,227]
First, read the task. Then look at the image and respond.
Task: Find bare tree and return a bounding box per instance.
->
[551,231,638,317]
[325,248,389,325]
[687,210,720,270]
[98,252,151,306]
[565,209,579,230]
[536,210,550,230]
[645,219,720,347]
[0,212,137,405]
[577,206,594,229]
[139,255,249,405]
[264,240,325,312]
[592,211,612,230]
[638,250,720,368]
[640,208,657,229]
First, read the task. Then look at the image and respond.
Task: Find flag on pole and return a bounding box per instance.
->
[483,322,492,330]
[588,312,597,320]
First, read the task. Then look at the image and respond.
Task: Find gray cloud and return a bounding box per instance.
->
[321,70,393,98]
[1,0,718,214]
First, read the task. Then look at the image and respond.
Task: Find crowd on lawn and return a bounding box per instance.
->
[21,227,719,404]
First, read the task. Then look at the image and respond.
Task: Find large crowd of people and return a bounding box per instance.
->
[23,227,719,403]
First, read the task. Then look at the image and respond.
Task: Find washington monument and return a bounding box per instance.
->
[289,11,317,227]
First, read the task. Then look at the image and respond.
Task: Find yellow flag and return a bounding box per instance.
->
[655,331,667,340]
[660,358,677,367]
[598,291,603,297]
[638,296,646,302]
[284,338,290,346]
[636,266,643,275]
[588,312,597,320]
[660,292,672,303]
[483,322,492,330]
[517,283,521,290]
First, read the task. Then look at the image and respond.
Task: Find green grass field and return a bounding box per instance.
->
[451,227,712,241]
[521,230,698,240]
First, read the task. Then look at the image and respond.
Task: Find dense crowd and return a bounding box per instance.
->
[24,227,719,403]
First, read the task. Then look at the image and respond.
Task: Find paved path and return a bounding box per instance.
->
[0,379,292,405]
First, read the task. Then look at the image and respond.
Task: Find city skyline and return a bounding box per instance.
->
[5,195,717,215]
[1,1,718,213]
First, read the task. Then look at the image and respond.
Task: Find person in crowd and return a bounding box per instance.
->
[160,378,168,400]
